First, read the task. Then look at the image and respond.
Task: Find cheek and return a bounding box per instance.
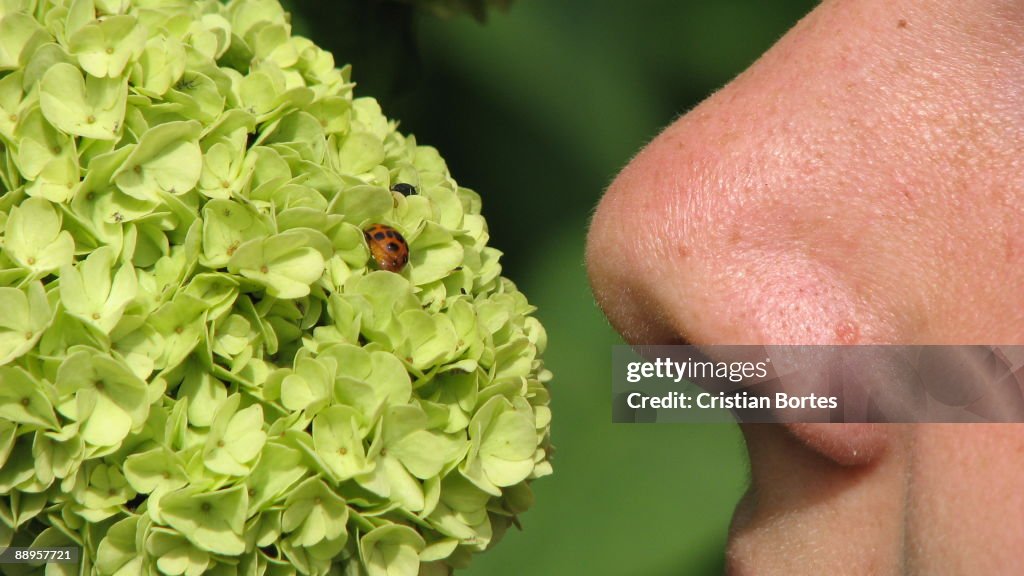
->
[906,425,1024,572]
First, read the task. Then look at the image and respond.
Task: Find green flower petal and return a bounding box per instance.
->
[68,15,146,78]
[281,477,349,548]
[4,197,74,274]
[145,527,211,576]
[148,294,208,370]
[281,356,333,413]
[327,344,412,418]
[407,222,464,286]
[360,525,425,576]
[96,515,146,576]
[131,35,187,97]
[39,62,126,140]
[312,404,371,482]
[123,447,188,494]
[203,393,267,476]
[113,120,202,201]
[0,366,59,429]
[0,282,53,366]
[245,441,307,513]
[0,1,552,572]
[227,230,326,299]
[200,199,270,268]
[461,396,537,493]
[0,13,49,71]
[56,350,150,447]
[60,245,138,334]
[160,485,247,556]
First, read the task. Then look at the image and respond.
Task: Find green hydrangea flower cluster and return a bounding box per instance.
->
[0,0,553,574]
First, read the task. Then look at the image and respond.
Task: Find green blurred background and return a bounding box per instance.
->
[285,1,818,574]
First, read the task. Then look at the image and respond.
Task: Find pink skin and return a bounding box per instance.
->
[586,0,1024,573]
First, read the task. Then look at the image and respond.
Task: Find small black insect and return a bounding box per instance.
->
[175,76,197,91]
[390,183,417,196]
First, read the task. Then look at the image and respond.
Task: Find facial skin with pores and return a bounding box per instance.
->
[586,0,1024,573]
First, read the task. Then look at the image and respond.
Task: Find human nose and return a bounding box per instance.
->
[586,0,1024,349]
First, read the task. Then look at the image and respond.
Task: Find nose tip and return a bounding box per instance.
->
[587,110,897,349]
[586,128,720,346]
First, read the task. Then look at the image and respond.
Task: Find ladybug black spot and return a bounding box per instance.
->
[386,242,400,252]
[385,230,395,238]
[391,183,417,196]
[374,231,386,240]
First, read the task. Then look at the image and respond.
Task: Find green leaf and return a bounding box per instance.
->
[39,62,126,140]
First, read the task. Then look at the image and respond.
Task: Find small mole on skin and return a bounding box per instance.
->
[897,19,908,28]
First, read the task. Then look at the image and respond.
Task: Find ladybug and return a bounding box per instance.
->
[364,224,409,272]
[390,183,417,196]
